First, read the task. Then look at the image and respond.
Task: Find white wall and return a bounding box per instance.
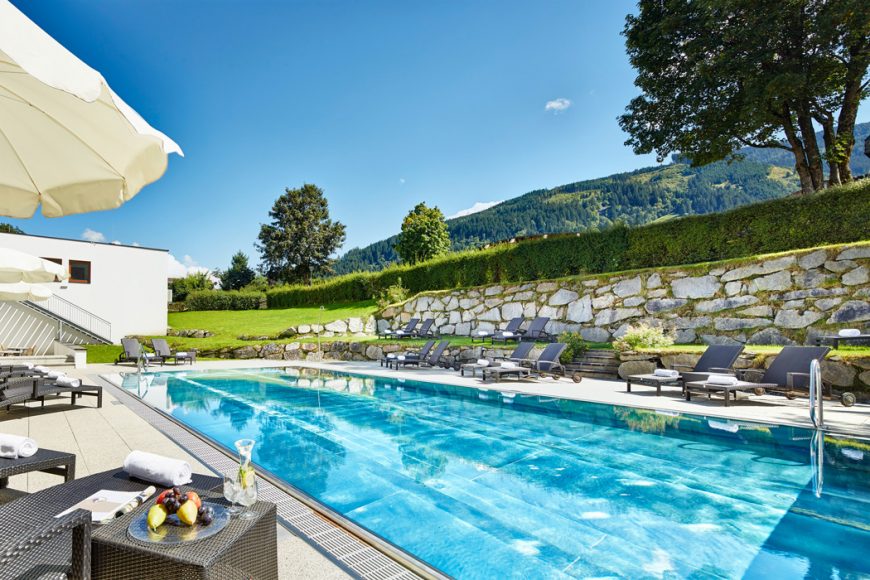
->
[0,233,168,342]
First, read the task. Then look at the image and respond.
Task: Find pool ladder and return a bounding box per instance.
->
[809,359,825,498]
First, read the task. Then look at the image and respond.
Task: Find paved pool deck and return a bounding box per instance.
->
[2,357,868,579]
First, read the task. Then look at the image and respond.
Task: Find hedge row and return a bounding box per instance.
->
[186,290,263,311]
[267,180,870,308]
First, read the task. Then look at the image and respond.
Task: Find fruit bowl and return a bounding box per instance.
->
[128,501,231,545]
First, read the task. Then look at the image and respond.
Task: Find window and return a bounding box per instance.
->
[41,257,62,265]
[69,260,91,284]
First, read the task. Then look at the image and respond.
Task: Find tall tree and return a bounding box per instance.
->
[257,184,346,285]
[395,202,451,265]
[619,0,869,194]
[219,251,256,290]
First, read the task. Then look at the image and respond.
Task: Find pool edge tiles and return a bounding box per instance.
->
[115,366,870,580]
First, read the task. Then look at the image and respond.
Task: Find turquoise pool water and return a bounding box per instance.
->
[121,367,870,579]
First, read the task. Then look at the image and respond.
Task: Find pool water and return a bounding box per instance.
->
[121,368,870,579]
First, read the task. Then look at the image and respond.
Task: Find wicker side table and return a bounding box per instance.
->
[91,482,278,580]
[0,448,76,490]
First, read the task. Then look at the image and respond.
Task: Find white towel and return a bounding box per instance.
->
[476,359,489,367]
[54,376,81,388]
[386,353,397,359]
[477,330,489,336]
[143,352,158,358]
[175,351,189,357]
[0,433,38,459]
[502,331,514,337]
[706,374,738,386]
[838,328,861,337]
[24,363,34,369]
[397,355,406,361]
[654,369,680,378]
[501,361,518,369]
[45,370,63,379]
[34,365,50,374]
[123,450,192,487]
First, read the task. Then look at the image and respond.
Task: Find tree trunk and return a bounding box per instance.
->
[796,106,825,190]
[781,108,815,194]
[815,112,841,187]
[834,77,863,183]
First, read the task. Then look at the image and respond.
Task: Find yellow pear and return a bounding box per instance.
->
[147,504,167,531]
[177,500,198,526]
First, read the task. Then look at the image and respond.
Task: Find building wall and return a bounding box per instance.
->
[0,233,168,342]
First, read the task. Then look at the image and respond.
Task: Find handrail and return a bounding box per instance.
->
[809,359,824,429]
[24,294,111,342]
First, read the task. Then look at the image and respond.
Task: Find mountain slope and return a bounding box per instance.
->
[334,122,869,275]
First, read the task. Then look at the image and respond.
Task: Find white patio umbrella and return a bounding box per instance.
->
[0,0,183,218]
[0,247,68,283]
[0,281,52,302]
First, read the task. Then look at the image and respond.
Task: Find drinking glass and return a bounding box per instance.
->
[222,474,242,516]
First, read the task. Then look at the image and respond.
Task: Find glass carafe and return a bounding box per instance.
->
[234,439,257,519]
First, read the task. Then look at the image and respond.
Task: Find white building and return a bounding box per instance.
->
[0,232,168,352]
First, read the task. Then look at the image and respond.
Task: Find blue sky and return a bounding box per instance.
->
[8,1,868,276]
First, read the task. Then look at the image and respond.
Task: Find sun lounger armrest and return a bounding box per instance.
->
[0,508,91,576]
[707,367,734,374]
[670,364,695,371]
[786,372,811,389]
[735,368,764,382]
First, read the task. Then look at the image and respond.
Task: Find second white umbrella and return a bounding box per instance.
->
[0,281,52,302]
[0,247,67,284]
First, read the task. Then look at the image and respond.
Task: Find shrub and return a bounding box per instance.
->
[170,272,214,302]
[186,290,263,311]
[558,331,589,363]
[375,277,409,310]
[613,324,674,352]
[265,181,870,307]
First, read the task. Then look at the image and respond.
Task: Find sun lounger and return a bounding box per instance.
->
[115,338,162,366]
[520,317,554,342]
[0,376,38,411]
[472,317,525,344]
[406,318,436,339]
[379,318,419,339]
[684,346,831,406]
[626,345,744,396]
[482,343,566,381]
[461,342,535,377]
[404,341,451,369]
[151,339,196,365]
[382,340,435,369]
[34,375,103,409]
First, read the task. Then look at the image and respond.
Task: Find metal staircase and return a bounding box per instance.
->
[21,294,112,344]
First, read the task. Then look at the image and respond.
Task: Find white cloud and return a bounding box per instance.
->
[448,200,503,219]
[82,228,106,243]
[111,240,121,245]
[168,253,217,286]
[398,178,406,185]
[544,97,572,113]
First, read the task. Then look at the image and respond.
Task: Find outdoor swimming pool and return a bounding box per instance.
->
[121,367,870,579]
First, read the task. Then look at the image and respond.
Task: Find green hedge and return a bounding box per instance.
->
[267,180,870,307]
[186,290,263,311]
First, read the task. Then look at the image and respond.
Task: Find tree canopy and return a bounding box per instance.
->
[620,0,869,193]
[394,202,451,265]
[0,223,24,234]
[218,251,256,291]
[257,184,346,285]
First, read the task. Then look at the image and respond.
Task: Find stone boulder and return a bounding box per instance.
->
[613,276,642,297]
[747,270,791,293]
[566,295,593,323]
[671,276,720,299]
[645,298,688,313]
[774,309,823,329]
[827,301,870,324]
[617,360,656,379]
[549,288,579,306]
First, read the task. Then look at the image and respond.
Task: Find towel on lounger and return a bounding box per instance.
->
[0,433,38,459]
[45,370,63,379]
[34,365,50,374]
[500,361,518,369]
[502,331,514,337]
[839,328,861,337]
[476,330,489,336]
[123,450,192,487]
[706,374,738,386]
[54,376,81,388]
[653,369,680,378]
[476,359,489,367]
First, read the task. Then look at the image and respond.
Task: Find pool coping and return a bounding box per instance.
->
[94,372,448,580]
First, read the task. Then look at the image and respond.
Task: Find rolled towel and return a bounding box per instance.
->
[34,365,50,374]
[24,363,34,369]
[706,374,738,386]
[143,352,158,358]
[476,359,490,367]
[838,328,861,338]
[397,355,406,361]
[45,370,63,380]
[54,376,81,388]
[476,330,489,336]
[386,353,397,359]
[502,331,514,337]
[654,369,680,378]
[500,361,518,369]
[0,433,38,459]
[395,330,406,335]
[175,351,189,357]
[123,450,192,487]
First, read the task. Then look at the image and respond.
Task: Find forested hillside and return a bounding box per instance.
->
[334,123,869,275]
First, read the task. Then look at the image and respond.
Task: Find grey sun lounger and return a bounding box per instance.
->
[115,338,163,366]
[626,345,744,396]
[482,343,567,382]
[33,375,103,409]
[404,341,451,370]
[520,317,555,342]
[471,317,525,344]
[380,318,419,339]
[684,346,831,407]
[382,340,436,369]
[461,342,535,377]
[151,339,196,365]
[405,318,436,339]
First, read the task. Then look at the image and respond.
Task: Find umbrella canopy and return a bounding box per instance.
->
[0,281,52,302]
[0,0,183,218]
[0,247,68,283]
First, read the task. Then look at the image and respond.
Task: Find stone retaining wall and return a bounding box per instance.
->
[377,243,870,347]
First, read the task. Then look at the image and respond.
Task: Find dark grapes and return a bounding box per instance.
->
[172,487,181,496]
[200,513,213,526]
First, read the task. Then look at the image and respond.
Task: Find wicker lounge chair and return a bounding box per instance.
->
[520,317,554,342]
[460,342,535,377]
[34,375,103,409]
[0,376,38,411]
[115,338,162,366]
[684,346,831,407]
[382,340,435,369]
[482,343,566,381]
[151,339,196,365]
[379,318,419,339]
[626,345,744,396]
